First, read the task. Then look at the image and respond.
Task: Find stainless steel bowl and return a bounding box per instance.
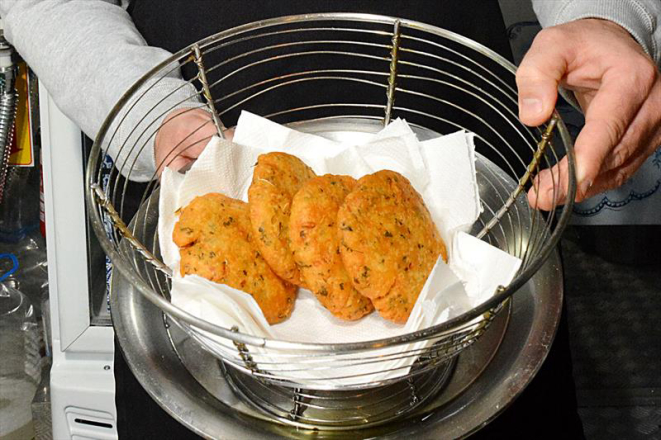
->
[110,119,564,438]
[111,237,562,439]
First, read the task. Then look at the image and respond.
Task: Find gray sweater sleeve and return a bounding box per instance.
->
[532,0,661,66]
[0,0,201,181]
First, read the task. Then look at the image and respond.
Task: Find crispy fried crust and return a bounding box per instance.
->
[289,175,374,321]
[337,170,447,324]
[173,193,296,324]
[248,152,316,286]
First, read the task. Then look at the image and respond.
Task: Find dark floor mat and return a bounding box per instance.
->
[562,235,660,440]
[579,407,661,440]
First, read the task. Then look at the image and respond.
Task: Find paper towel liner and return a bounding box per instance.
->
[158,111,521,386]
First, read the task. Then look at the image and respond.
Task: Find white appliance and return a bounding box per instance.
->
[39,83,118,440]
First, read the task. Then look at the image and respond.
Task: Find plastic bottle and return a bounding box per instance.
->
[0,253,44,439]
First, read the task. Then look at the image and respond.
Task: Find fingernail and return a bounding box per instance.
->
[521,98,543,116]
[575,163,591,198]
[579,180,593,199]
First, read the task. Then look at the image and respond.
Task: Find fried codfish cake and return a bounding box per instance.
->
[289,175,374,321]
[173,193,296,325]
[337,170,447,324]
[248,152,316,286]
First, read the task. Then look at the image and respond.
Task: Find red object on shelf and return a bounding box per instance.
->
[39,148,45,238]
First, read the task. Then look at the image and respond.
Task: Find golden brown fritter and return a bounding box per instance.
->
[173,193,296,325]
[337,170,447,324]
[289,175,374,321]
[248,152,316,286]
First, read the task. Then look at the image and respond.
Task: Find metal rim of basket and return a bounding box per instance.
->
[86,12,576,353]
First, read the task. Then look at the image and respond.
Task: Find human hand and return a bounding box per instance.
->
[154,108,233,176]
[516,19,661,210]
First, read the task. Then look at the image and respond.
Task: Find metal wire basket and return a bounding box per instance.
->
[87,13,576,429]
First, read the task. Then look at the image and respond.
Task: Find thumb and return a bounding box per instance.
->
[516,30,569,126]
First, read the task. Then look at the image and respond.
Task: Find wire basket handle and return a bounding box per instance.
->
[91,183,172,277]
[476,113,559,239]
[192,44,227,138]
[384,20,402,126]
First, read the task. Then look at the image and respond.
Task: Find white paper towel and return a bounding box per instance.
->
[158,111,522,385]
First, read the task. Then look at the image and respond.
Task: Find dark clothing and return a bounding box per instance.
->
[129,0,512,62]
[130,0,530,177]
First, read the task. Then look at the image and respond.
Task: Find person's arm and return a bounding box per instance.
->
[520,0,661,209]
[0,0,205,181]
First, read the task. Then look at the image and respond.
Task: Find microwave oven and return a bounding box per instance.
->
[40,83,118,440]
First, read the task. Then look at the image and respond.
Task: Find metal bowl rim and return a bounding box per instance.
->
[88,12,576,351]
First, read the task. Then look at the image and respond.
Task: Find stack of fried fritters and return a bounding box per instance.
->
[173,152,446,325]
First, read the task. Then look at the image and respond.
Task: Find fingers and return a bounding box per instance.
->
[529,102,660,210]
[518,28,575,209]
[585,127,661,199]
[159,126,236,175]
[156,135,214,173]
[599,76,661,174]
[154,107,218,176]
[527,157,570,211]
[530,104,660,210]
[156,133,215,175]
[178,124,216,157]
[516,29,568,126]
[585,152,652,198]
[571,74,650,198]
[516,20,661,211]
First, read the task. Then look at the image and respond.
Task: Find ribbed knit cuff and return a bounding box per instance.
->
[550,0,658,63]
[107,77,203,182]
